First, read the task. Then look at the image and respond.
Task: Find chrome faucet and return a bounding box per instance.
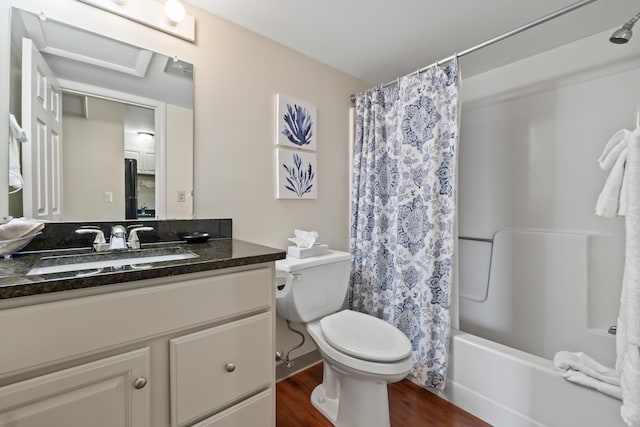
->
[75,224,154,252]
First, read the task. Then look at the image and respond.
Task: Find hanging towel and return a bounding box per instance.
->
[590,127,640,427]
[618,132,640,426]
[8,114,27,193]
[621,348,640,426]
[553,351,622,400]
[596,128,632,218]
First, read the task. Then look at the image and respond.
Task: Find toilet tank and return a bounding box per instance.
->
[275,250,351,323]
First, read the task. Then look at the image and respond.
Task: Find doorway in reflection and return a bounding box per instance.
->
[62,95,155,221]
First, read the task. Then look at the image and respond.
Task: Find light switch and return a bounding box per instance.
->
[104,191,113,203]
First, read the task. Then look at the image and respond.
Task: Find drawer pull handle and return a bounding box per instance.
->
[133,377,147,389]
[225,362,236,373]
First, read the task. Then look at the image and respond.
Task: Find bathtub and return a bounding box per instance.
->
[440,330,624,427]
[439,230,626,426]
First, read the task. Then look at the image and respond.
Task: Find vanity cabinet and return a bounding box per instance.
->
[0,264,276,427]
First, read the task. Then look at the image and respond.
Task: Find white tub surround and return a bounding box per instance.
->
[455,22,640,427]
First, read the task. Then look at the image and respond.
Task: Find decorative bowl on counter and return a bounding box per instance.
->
[0,232,41,259]
[178,231,210,243]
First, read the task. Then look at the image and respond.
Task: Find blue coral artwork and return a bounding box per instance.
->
[276,94,317,151]
[276,148,317,199]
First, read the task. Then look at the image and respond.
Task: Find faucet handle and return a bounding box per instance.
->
[128,226,154,250]
[75,226,107,251]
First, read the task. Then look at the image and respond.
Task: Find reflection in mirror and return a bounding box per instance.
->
[8,7,194,222]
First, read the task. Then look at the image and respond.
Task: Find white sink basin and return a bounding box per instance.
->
[27,247,198,276]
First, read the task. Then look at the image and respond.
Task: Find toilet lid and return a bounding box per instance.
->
[320,310,412,362]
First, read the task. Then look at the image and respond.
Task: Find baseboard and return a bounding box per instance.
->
[276,349,322,382]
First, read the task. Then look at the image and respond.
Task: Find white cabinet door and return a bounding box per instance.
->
[124,150,155,174]
[21,37,63,221]
[125,150,141,164]
[143,152,156,174]
[0,348,150,427]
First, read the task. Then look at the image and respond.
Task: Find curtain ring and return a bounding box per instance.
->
[416,68,420,77]
[397,76,400,86]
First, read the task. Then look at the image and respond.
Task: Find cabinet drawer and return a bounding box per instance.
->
[170,312,273,427]
[190,388,272,427]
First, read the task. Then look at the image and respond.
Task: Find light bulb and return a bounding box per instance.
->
[165,0,185,26]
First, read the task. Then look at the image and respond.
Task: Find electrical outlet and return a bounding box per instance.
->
[104,191,113,203]
[177,190,186,202]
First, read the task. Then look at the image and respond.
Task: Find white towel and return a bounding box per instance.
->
[8,113,27,193]
[596,128,634,218]
[0,217,44,241]
[621,347,640,426]
[596,127,640,426]
[596,146,628,218]
[622,133,640,348]
[553,351,622,400]
[618,134,640,427]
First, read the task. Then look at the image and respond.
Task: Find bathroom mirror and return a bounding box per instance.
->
[8,7,194,221]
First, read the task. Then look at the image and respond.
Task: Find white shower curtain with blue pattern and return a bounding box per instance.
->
[349,59,459,390]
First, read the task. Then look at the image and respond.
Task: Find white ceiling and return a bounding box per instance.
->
[186,0,640,84]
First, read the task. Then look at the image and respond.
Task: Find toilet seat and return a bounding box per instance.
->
[319,310,412,362]
[307,320,413,378]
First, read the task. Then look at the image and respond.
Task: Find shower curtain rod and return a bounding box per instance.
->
[349,0,599,102]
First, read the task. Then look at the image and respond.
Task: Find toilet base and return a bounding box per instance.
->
[311,384,339,424]
[310,370,392,427]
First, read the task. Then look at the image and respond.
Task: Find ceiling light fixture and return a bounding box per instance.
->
[76,0,195,42]
[165,0,186,26]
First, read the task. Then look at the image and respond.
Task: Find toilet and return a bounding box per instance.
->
[275,250,413,427]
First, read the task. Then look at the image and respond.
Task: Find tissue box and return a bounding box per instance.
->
[287,244,329,259]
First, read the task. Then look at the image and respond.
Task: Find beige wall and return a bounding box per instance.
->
[166,104,194,218]
[63,97,125,220]
[0,1,369,362]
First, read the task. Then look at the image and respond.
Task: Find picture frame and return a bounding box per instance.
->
[276,148,317,199]
[275,94,317,151]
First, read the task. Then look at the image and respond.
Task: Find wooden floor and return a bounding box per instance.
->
[276,363,491,427]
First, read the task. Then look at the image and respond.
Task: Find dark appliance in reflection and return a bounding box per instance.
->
[125,158,138,219]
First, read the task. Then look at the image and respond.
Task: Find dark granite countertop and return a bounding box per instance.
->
[0,239,285,300]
